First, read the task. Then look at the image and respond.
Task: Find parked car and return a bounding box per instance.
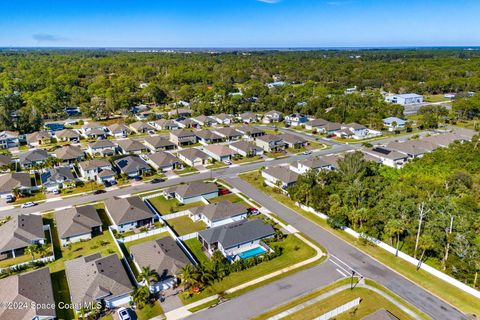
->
[219,188,230,195]
[248,207,260,215]
[151,178,165,184]
[52,189,60,195]
[223,160,232,165]
[93,189,106,195]
[134,176,143,181]
[5,195,15,203]
[117,307,131,320]
[303,150,312,155]
[21,201,37,208]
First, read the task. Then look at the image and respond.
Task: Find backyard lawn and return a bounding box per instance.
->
[183,238,212,268]
[209,193,247,205]
[148,195,203,215]
[180,234,317,304]
[122,232,170,251]
[167,216,207,236]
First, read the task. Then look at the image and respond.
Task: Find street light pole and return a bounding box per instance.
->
[350,270,356,290]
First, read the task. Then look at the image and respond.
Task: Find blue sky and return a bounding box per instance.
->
[0,0,479,47]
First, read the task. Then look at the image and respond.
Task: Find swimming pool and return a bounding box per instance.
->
[237,246,267,259]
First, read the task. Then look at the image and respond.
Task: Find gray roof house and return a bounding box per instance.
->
[238,111,258,123]
[78,159,115,183]
[130,121,155,134]
[192,115,218,127]
[203,144,237,162]
[291,157,337,174]
[65,253,133,310]
[152,119,179,131]
[19,149,50,168]
[235,125,265,138]
[262,166,299,189]
[55,128,80,142]
[130,237,190,292]
[0,214,45,259]
[364,147,408,168]
[40,166,76,191]
[0,172,33,197]
[177,148,212,167]
[116,139,148,155]
[0,154,12,171]
[262,110,283,123]
[143,136,176,152]
[213,127,242,141]
[195,130,224,144]
[54,145,85,164]
[169,129,197,146]
[198,219,275,259]
[105,196,156,232]
[107,123,130,138]
[0,130,20,149]
[55,205,102,245]
[164,181,218,204]
[114,155,151,177]
[87,139,116,157]
[229,140,264,157]
[26,131,52,146]
[256,134,287,152]
[0,267,56,320]
[189,200,249,227]
[279,133,308,149]
[145,151,181,171]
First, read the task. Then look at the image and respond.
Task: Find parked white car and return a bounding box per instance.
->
[21,201,37,208]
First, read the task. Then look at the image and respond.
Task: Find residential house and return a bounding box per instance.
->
[134,111,155,121]
[177,148,211,167]
[18,149,50,168]
[262,166,299,189]
[212,127,242,141]
[285,113,308,126]
[321,122,342,135]
[197,219,275,260]
[114,155,151,177]
[151,119,179,131]
[116,139,148,155]
[262,110,284,124]
[26,131,52,147]
[40,166,76,192]
[0,131,20,149]
[143,136,176,152]
[383,117,407,131]
[175,118,198,129]
[168,107,192,118]
[0,267,56,320]
[0,172,34,198]
[0,155,12,172]
[65,254,133,310]
[87,140,116,157]
[105,196,156,232]
[279,133,308,149]
[55,205,102,246]
[203,145,238,162]
[255,134,287,152]
[237,111,258,123]
[336,123,371,139]
[290,157,336,174]
[107,123,130,138]
[80,122,107,139]
[54,145,85,165]
[55,129,80,142]
[78,159,116,184]
[145,152,181,172]
[130,121,155,134]
[130,237,191,292]
[386,140,437,159]
[189,200,248,228]
[192,115,218,127]
[235,125,265,139]
[164,181,218,204]
[363,147,408,168]
[211,113,235,125]
[169,130,197,146]
[304,119,330,131]
[195,130,223,144]
[385,93,423,105]
[229,141,264,157]
[0,214,45,260]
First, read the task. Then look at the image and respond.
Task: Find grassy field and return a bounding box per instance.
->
[240,171,480,316]
[148,196,203,215]
[167,215,207,236]
[180,234,317,304]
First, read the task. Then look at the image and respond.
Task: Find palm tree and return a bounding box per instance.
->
[137,266,158,285]
[24,244,39,262]
[132,286,150,309]
[384,219,406,257]
[36,244,49,258]
[196,265,215,287]
[179,264,198,289]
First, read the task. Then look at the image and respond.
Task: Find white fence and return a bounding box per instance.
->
[117,226,169,243]
[0,254,55,273]
[297,203,480,299]
[314,298,361,320]
[142,191,164,200]
[161,209,191,221]
[178,232,198,241]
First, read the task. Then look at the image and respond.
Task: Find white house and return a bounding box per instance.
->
[383,117,407,131]
[189,200,249,228]
[385,93,423,105]
[55,205,102,246]
[163,181,218,204]
[262,166,299,189]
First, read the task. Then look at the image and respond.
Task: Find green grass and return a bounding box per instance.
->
[206,161,228,169]
[264,151,288,159]
[14,191,46,204]
[183,238,212,267]
[168,216,207,236]
[240,171,480,316]
[209,193,247,205]
[424,94,450,103]
[136,301,165,320]
[62,181,104,196]
[174,166,198,175]
[122,232,170,251]
[187,299,219,313]
[148,196,203,215]
[51,269,75,320]
[232,155,263,165]
[180,234,317,304]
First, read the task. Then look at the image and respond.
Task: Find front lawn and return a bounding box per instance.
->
[264,151,288,159]
[174,166,198,175]
[180,234,316,304]
[14,191,46,205]
[206,161,228,169]
[148,196,203,215]
[167,216,207,236]
[136,301,164,320]
[232,155,263,165]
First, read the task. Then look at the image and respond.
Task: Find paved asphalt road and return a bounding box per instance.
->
[205,177,466,320]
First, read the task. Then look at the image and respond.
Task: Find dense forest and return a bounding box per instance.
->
[1,49,480,133]
[289,139,480,287]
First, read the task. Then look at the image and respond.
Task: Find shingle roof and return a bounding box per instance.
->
[19,149,49,165]
[78,159,111,171]
[41,166,75,184]
[171,129,196,138]
[195,130,223,141]
[54,145,84,160]
[55,128,80,139]
[177,148,211,161]
[65,253,132,307]
[146,152,179,168]
[229,141,263,154]
[166,181,218,199]
[279,133,307,145]
[0,214,45,252]
[193,115,217,125]
[0,172,32,193]
[366,147,407,161]
[204,144,237,157]
[114,155,150,174]
[55,205,102,239]
[189,200,247,223]
[105,196,154,225]
[0,267,56,319]
[263,166,299,184]
[130,121,154,132]
[257,134,283,143]
[108,123,129,133]
[214,127,242,138]
[116,139,146,152]
[298,157,332,169]
[89,139,115,149]
[0,154,12,167]
[306,119,329,127]
[26,131,52,143]
[144,136,175,149]
[198,219,275,250]
[235,125,264,135]
[387,140,437,156]
[130,237,190,279]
